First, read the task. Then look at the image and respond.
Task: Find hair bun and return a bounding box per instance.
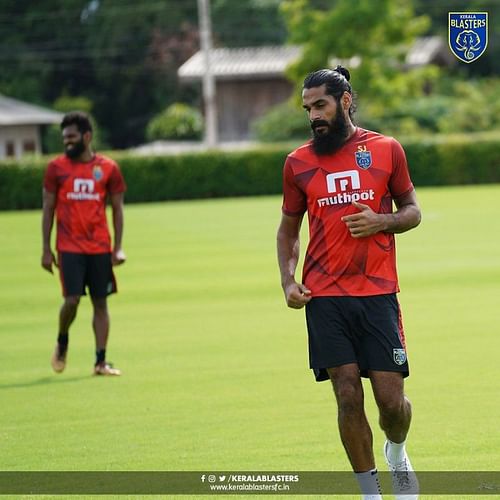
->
[334,65,350,81]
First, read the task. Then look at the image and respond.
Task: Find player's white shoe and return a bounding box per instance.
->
[384,440,419,499]
[94,362,121,376]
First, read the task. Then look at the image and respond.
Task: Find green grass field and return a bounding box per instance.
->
[0,185,499,499]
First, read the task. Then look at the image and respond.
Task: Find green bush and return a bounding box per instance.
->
[251,101,310,142]
[146,103,203,141]
[0,161,45,210]
[1,132,499,210]
[436,79,500,134]
[361,95,454,136]
[360,77,500,137]
[116,148,287,203]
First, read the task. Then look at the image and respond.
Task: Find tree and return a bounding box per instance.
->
[0,0,290,149]
[280,0,438,124]
[146,103,203,141]
[0,0,200,148]
[0,0,91,104]
[211,0,286,47]
[82,0,200,148]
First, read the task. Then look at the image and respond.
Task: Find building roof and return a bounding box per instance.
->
[179,37,454,83]
[405,36,456,67]
[0,94,63,126]
[178,45,302,81]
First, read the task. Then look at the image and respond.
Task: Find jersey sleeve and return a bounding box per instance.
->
[43,161,58,193]
[389,139,414,199]
[108,162,127,194]
[281,156,307,216]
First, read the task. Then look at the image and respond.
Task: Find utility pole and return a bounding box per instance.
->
[197,0,217,147]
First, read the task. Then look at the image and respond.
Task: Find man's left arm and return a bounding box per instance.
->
[110,192,126,265]
[342,190,421,238]
[384,189,421,233]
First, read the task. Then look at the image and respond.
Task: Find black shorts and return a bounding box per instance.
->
[305,294,409,382]
[58,252,117,298]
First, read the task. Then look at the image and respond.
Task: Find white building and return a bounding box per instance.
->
[0,94,62,159]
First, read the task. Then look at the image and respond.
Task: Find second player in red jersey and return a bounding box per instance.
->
[42,111,126,377]
[44,153,126,254]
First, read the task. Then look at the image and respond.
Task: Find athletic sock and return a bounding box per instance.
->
[355,468,382,498]
[95,349,106,366]
[57,333,68,354]
[386,439,406,464]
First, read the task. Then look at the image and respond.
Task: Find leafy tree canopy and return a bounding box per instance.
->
[0,0,285,149]
[280,0,439,120]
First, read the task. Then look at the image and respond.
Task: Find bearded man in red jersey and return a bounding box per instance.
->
[42,111,126,376]
[277,67,421,500]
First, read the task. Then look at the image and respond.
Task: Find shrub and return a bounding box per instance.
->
[360,77,500,137]
[437,79,500,133]
[251,101,310,142]
[1,132,499,210]
[146,103,203,141]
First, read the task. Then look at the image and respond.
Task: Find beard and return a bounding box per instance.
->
[64,139,86,159]
[311,106,350,156]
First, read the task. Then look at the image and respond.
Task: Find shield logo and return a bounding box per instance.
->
[93,165,103,181]
[449,12,488,63]
[393,348,407,366]
[355,151,372,170]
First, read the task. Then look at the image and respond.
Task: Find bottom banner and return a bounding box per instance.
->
[0,471,498,495]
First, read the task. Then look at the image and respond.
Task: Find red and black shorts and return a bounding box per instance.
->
[305,294,409,382]
[58,252,117,298]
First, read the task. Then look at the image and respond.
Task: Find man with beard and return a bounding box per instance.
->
[277,67,421,500]
[42,111,126,376]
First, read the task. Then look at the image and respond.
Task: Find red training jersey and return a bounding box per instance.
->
[44,154,126,254]
[282,128,414,297]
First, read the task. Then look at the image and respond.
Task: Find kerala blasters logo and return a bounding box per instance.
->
[355,145,372,170]
[449,12,488,63]
[93,165,103,181]
[393,348,407,366]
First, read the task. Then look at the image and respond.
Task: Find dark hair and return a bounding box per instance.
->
[303,65,356,117]
[60,111,93,134]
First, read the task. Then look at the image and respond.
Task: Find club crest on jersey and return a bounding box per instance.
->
[93,165,103,181]
[448,12,488,63]
[355,150,372,170]
[393,348,407,366]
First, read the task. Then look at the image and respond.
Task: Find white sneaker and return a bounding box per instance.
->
[384,440,419,499]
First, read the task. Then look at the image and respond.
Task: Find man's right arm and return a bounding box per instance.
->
[277,213,311,309]
[41,188,57,273]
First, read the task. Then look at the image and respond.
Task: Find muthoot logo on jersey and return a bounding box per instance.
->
[317,170,374,207]
[67,178,100,200]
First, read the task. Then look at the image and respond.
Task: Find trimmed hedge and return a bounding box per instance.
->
[402,131,500,186]
[0,162,46,210]
[1,132,499,210]
[117,148,287,204]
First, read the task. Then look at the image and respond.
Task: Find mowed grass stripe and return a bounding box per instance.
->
[0,186,498,483]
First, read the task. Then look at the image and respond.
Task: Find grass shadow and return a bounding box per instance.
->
[0,375,91,390]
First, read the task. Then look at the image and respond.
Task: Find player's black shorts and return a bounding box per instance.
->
[305,294,409,382]
[58,252,117,298]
